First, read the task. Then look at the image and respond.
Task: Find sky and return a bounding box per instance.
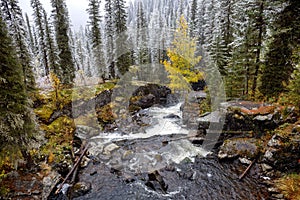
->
[19,0,90,30]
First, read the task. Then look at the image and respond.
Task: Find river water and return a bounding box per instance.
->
[72,103,269,199]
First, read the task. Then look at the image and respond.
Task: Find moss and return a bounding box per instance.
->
[276,173,300,200]
[97,104,116,124]
[95,81,116,94]
[75,113,100,128]
[37,116,75,164]
[34,104,56,122]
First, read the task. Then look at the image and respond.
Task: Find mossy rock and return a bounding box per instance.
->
[218,138,263,159]
[47,116,75,135]
[34,104,56,123]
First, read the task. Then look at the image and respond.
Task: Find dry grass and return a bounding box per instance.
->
[276,173,300,200]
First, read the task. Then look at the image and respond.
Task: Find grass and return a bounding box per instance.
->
[276,173,300,200]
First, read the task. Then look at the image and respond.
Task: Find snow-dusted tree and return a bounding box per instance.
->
[51,0,75,84]
[113,0,132,75]
[195,0,206,46]
[135,0,149,65]
[1,0,36,91]
[189,0,197,37]
[25,13,35,54]
[104,0,115,78]
[260,0,300,97]
[226,0,267,98]
[0,15,36,167]
[31,0,49,76]
[43,8,59,75]
[87,0,105,77]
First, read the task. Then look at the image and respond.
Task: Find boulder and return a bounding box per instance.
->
[218,138,262,160]
[130,84,172,109]
[70,182,92,198]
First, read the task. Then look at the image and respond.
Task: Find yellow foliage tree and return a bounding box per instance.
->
[163,15,203,91]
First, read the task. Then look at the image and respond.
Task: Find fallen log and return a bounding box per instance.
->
[239,158,257,180]
[55,143,89,194]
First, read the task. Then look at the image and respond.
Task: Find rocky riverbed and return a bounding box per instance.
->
[1,84,299,199]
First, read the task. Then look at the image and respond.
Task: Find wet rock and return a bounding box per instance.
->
[103,143,120,155]
[130,84,172,109]
[75,125,100,140]
[145,170,168,193]
[188,130,205,144]
[166,93,179,106]
[191,79,206,91]
[70,182,92,198]
[132,94,156,109]
[218,138,262,160]
[163,113,181,119]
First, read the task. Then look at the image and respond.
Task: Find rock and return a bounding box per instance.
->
[42,171,61,200]
[72,89,112,118]
[75,125,100,140]
[191,79,206,91]
[166,93,179,106]
[263,123,300,172]
[70,182,91,198]
[218,138,262,160]
[261,163,273,172]
[254,114,273,121]
[239,157,252,165]
[145,170,168,193]
[103,143,120,155]
[131,84,172,108]
[163,113,181,119]
[188,130,205,144]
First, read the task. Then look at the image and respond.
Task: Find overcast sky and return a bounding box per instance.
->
[19,0,90,30]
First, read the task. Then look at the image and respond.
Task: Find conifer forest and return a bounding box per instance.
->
[0,0,299,199]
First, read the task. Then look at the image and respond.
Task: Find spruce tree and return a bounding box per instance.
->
[260,0,300,97]
[113,0,132,75]
[87,0,105,77]
[189,0,197,37]
[104,0,115,78]
[43,8,59,75]
[31,0,49,76]
[0,15,35,166]
[51,0,75,84]
[25,13,35,54]
[1,0,36,91]
[135,0,149,65]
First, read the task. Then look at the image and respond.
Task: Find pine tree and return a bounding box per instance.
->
[135,0,149,65]
[51,0,75,84]
[189,0,197,37]
[1,0,36,91]
[25,13,35,54]
[163,15,203,91]
[31,0,49,76]
[104,0,115,78]
[225,0,267,98]
[43,8,59,75]
[260,0,300,97]
[87,0,105,77]
[0,15,35,167]
[113,0,132,75]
